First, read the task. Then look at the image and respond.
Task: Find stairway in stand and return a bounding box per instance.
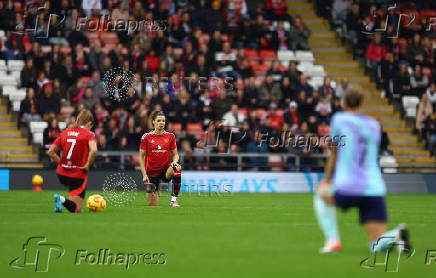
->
[0,99,41,168]
[287,0,436,172]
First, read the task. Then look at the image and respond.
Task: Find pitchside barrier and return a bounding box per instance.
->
[1,169,435,194]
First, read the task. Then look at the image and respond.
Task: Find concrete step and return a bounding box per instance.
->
[0,122,17,130]
[305,23,330,29]
[383,127,412,133]
[304,18,325,24]
[324,66,364,73]
[329,75,370,82]
[0,114,12,122]
[311,32,335,39]
[0,130,21,138]
[391,147,426,152]
[314,52,352,59]
[310,41,342,47]
[287,3,312,8]
[0,162,43,168]
[309,37,339,43]
[366,111,400,117]
[0,138,27,146]
[389,135,417,143]
[289,9,316,15]
[0,146,32,154]
[0,153,38,162]
[312,47,346,53]
[393,150,429,157]
[390,142,423,148]
[317,60,359,68]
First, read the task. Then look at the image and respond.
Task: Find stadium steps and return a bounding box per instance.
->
[0,93,40,165]
[287,0,434,172]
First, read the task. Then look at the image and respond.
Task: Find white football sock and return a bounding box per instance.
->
[60,196,66,203]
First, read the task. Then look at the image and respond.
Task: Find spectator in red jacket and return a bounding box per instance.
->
[366,33,386,83]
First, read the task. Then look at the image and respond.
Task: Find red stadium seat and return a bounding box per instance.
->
[317,125,331,137]
[81,77,91,87]
[100,32,119,44]
[173,123,182,133]
[423,67,432,79]
[187,123,203,134]
[259,50,277,61]
[252,64,270,76]
[421,10,436,17]
[86,32,100,41]
[244,48,258,58]
[255,108,266,119]
[238,108,248,117]
[60,46,72,55]
[276,109,284,117]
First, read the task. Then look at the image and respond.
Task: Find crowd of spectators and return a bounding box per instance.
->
[321,1,436,158]
[1,0,344,170]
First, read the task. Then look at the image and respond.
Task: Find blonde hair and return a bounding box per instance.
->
[72,109,94,128]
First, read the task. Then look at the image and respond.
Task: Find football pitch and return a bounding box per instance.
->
[1,191,436,278]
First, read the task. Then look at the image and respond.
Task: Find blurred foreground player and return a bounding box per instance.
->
[314,88,412,254]
[48,109,98,213]
[139,111,182,207]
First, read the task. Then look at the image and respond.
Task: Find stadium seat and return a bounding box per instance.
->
[277,50,295,62]
[244,48,259,59]
[60,46,72,55]
[308,65,326,78]
[0,76,18,86]
[255,108,266,119]
[295,51,315,63]
[12,101,20,112]
[30,121,48,134]
[81,77,91,87]
[423,67,432,79]
[268,155,285,171]
[173,123,182,133]
[252,64,270,76]
[86,32,100,41]
[238,108,248,117]
[402,96,419,118]
[7,60,25,72]
[421,10,436,17]
[0,60,7,71]
[379,155,398,172]
[317,125,331,136]
[308,77,324,90]
[187,123,203,134]
[8,90,26,102]
[33,132,43,145]
[1,86,17,97]
[58,122,67,130]
[100,32,119,44]
[41,45,52,54]
[259,50,277,61]
[296,62,314,74]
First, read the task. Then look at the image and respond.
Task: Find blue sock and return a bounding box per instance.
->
[369,230,396,253]
[314,192,340,243]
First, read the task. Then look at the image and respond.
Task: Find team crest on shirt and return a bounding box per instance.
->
[164,138,168,143]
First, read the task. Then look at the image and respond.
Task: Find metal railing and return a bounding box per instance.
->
[93,151,328,171]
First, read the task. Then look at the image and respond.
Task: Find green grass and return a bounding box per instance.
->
[1,191,436,278]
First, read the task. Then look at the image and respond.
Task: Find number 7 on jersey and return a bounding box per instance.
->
[66,138,77,159]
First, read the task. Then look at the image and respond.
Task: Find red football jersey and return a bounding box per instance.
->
[53,127,96,179]
[140,131,177,177]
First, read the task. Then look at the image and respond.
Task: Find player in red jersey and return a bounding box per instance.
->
[139,111,182,207]
[48,109,98,213]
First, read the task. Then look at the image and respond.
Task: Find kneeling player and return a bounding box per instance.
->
[139,111,182,207]
[47,110,97,213]
[314,88,411,254]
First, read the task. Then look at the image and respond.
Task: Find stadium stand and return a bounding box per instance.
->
[0,0,433,171]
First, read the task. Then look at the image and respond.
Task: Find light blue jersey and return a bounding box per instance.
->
[330,112,386,196]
